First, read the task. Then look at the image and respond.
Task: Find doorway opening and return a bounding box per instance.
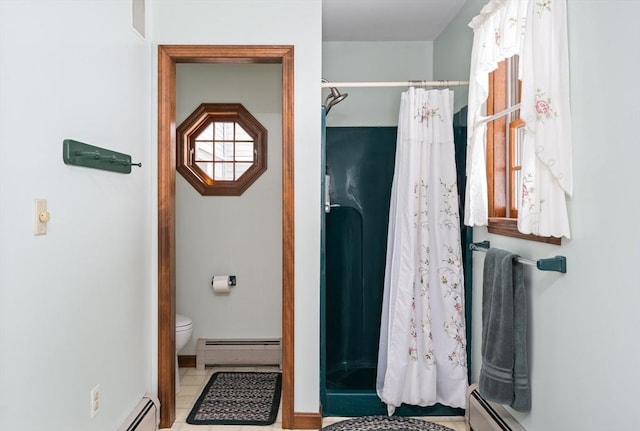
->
[157,45,294,429]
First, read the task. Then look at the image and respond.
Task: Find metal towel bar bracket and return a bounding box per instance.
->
[469,241,567,273]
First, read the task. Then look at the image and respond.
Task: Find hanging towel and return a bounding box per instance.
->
[479,248,531,412]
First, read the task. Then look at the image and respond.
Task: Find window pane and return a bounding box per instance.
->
[195,162,213,179]
[195,123,214,141]
[235,124,252,141]
[215,122,235,141]
[235,142,254,162]
[514,126,524,212]
[515,127,524,165]
[214,142,234,161]
[215,162,234,181]
[235,163,252,179]
[194,141,213,161]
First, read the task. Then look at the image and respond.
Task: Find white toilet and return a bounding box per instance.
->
[175,314,193,393]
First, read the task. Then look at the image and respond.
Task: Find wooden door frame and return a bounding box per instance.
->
[157,45,295,429]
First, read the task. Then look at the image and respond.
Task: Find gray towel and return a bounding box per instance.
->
[479,248,531,412]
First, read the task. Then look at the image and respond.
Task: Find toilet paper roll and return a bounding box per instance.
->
[212,275,232,294]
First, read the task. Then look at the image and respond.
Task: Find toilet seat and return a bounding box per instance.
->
[175,314,194,393]
[176,314,193,331]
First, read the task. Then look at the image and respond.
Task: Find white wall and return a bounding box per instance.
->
[322,42,433,126]
[0,1,152,430]
[152,0,322,413]
[435,1,640,430]
[175,64,282,355]
[433,0,484,113]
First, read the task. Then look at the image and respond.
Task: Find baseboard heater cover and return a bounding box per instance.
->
[117,393,160,431]
[196,337,282,369]
[466,384,526,431]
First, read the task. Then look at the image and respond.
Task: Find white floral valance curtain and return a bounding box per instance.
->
[464,0,573,239]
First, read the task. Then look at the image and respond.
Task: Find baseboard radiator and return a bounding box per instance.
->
[117,393,160,431]
[196,337,281,370]
[466,384,526,431]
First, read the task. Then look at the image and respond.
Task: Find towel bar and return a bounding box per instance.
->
[470,241,567,273]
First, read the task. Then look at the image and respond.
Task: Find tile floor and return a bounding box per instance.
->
[167,366,468,431]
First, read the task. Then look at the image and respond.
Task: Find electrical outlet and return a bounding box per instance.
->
[90,384,100,418]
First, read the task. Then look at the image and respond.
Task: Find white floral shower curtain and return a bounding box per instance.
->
[377,88,468,414]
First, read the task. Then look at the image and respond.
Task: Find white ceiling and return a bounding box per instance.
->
[322,0,468,42]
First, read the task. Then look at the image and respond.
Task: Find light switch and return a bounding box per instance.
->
[34,199,50,236]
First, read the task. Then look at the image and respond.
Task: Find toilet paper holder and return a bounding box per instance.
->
[211,275,236,287]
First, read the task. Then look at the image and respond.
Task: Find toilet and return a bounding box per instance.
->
[175,314,193,393]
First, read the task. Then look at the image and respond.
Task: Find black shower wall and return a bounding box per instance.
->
[324,127,397,390]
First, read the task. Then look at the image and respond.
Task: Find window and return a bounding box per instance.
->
[486,57,560,245]
[177,103,267,196]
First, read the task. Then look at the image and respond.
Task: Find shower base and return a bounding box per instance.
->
[322,364,465,418]
[327,365,376,390]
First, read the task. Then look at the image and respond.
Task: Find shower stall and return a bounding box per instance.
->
[320,107,471,417]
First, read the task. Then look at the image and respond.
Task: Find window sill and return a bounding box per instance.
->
[487,217,562,245]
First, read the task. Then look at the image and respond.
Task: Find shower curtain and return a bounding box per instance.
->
[377,88,468,414]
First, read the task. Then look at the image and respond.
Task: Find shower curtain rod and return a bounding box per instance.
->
[321,80,469,88]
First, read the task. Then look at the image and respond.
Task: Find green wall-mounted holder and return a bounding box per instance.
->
[63,139,142,174]
[535,256,567,273]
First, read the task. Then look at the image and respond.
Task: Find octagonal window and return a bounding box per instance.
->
[177,103,267,196]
